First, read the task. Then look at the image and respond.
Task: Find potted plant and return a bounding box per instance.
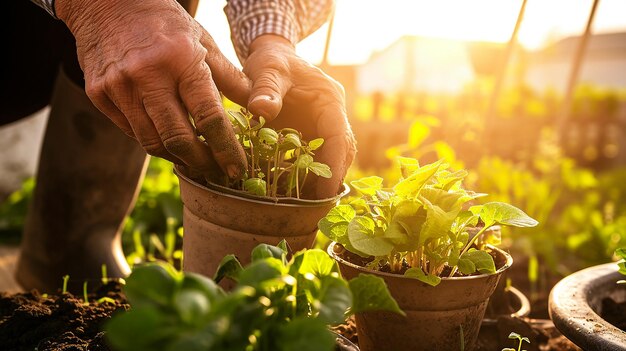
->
[319,158,538,351]
[549,248,626,350]
[105,242,403,350]
[176,109,348,286]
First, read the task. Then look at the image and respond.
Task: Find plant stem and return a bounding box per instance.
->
[300,171,309,196]
[449,226,490,277]
[295,167,300,199]
[272,148,280,197]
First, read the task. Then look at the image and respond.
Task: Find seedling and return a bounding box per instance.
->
[97,297,117,304]
[61,275,70,295]
[106,242,402,351]
[223,109,332,199]
[83,281,89,306]
[319,158,538,286]
[501,332,530,351]
[101,264,109,285]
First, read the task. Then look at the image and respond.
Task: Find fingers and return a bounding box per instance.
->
[141,88,221,178]
[244,59,292,121]
[200,30,251,107]
[310,102,356,199]
[179,62,247,179]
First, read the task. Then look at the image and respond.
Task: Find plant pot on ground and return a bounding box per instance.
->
[549,261,626,350]
[319,158,538,351]
[176,109,348,286]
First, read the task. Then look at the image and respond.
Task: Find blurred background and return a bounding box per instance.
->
[2,0,626,315]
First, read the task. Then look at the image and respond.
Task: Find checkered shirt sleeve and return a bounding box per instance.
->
[30,0,57,18]
[225,0,334,62]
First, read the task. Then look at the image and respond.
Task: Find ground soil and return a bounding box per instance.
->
[601,297,626,331]
[0,281,128,351]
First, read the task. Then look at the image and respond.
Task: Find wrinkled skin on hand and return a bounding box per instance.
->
[245,35,356,199]
[56,0,250,179]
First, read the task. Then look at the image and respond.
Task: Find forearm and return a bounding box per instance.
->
[225,0,334,62]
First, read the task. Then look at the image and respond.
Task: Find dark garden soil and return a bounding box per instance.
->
[601,297,626,331]
[0,281,128,351]
[333,315,581,351]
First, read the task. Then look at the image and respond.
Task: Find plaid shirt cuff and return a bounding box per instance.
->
[225,0,333,62]
[31,0,57,18]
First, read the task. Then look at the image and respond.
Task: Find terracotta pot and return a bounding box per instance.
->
[328,242,512,351]
[176,166,348,287]
[549,263,626,350]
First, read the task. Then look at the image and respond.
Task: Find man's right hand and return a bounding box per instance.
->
[56,0,250,179]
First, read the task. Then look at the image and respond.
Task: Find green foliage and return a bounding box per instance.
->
[0,177,35,244]
[106,243,401,351]
[226,109,332,199]
[122,158,183,268]
[616,248,626,284]
[319,158,537,286]
[501,332,530,351]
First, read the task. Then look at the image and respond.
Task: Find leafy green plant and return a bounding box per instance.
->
[319,157,538,286]
[501,332,530,351]
[106,242,401,351]
[225,109,331,199]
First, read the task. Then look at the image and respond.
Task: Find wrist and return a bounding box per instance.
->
[249,34,295,55]
[55,0,116,35]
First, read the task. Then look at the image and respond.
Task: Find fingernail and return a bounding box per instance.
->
[226,164,241,179]
[250,95,274,104]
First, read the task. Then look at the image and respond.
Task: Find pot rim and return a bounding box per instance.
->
[481,286,531,325]
[549,262,626,350]
[327,241,512,282]
[175,165,350,207]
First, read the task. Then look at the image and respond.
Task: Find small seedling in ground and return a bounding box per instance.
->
[97,297,117,304]
[83,281,89,306]
[101,264,109,285]
[502,332,530,351]
[61,275,70,294]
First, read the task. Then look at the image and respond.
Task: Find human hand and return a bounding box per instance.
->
[56,0,250,179]
[243,35,356,199]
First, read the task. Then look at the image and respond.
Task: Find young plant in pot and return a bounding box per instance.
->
[319,158,538,351]
[106,241,402,351]
[176,109,348,286]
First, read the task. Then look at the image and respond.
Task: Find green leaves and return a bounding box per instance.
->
[351,176,383,196]
[458,249,496,275]
[349,274,404,315]
[348,216,394,256]
[318,205,355,244]
[243,178,267,196]
[502,332,530,351]
[308,162,332,178]
[405,268,442,286]
[470,202,539,228]
[225,109,332,200]
[393,159,443,198]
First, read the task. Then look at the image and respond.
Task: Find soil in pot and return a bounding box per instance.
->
[0,281,128,351]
